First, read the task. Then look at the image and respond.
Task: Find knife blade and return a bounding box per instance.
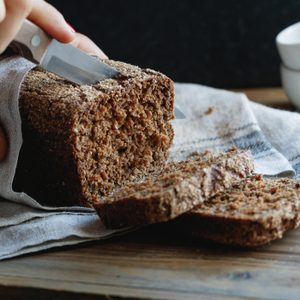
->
[10,20,185,118]
[174,106,185,119]
[11,20,120,85]
[40,40,119,85]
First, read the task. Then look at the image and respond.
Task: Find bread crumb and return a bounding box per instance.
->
[205,106,214,115]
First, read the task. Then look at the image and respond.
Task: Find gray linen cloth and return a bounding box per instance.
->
[0,56,299,260]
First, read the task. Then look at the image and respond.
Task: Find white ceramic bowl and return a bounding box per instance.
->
[281,64,300,109]
[276,22,300,70]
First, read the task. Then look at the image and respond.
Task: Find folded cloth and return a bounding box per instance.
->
[0,56,299,260]
[171,83,295,177]
[0,56,128,260]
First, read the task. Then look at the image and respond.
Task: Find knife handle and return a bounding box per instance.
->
[11,20,52,63]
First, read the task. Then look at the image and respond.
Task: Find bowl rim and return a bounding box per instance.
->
[276,22,300,46]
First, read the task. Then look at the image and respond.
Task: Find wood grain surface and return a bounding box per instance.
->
[0,88,298,300]
[1,225,300,300]
[232,87,291,109]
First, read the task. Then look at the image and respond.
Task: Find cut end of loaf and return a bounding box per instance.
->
[15,59,175,207]
[70,61,175,205]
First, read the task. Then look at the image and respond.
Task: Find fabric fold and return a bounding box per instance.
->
[172,83,295,177]
[0,56,125,260]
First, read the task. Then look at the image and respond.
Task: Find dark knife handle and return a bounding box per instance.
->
[11,20,51,63]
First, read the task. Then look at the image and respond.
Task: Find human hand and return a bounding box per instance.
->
[0,0,107,58]
[0,0,108,161]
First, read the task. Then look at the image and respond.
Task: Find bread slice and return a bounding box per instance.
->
[175,175,300,247]
[13,60,174,206]
[94,148,254,228]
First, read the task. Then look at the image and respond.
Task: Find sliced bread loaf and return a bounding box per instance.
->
[175,175,300,247]
[14,60,174,206]
[94,148,254,228]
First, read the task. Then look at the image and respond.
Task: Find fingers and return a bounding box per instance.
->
[0,0,109,59]
[28,0,75,43]
[0,0,33,53]
[0,125,7,161]
[0,0,6,23]
[0,0,75,54]
[71,32,108,59]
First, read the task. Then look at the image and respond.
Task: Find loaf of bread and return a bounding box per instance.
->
[175,175,300,247]
[94,148,254,228]
[14,60,174,206]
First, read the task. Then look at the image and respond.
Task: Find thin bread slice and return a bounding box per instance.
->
[94,148,254,228]
[176,175,300,247]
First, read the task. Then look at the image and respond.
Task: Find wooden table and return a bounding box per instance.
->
[1,88,299,300]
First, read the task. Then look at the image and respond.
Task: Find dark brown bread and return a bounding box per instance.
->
[94,149,254,228]
[176,175,300,247]
[14,60,174,206]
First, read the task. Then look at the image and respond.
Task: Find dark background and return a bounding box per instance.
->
[49,0,300,88]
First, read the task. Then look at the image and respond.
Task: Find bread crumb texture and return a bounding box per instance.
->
[178,175,300,247]
[94,148,254,228]
[15,60,174,206]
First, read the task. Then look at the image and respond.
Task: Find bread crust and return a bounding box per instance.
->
[94,149,254,228]
[14,60,174,206]
[176,176,300,247]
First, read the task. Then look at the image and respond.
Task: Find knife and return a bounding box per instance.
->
[10,20,120,85]
[10,20,185,118]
